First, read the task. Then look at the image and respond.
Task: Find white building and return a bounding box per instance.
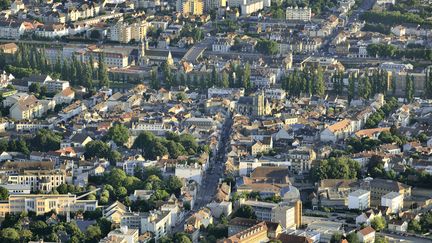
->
[285,7,311,21]
[175,164,203,185]
[348,189,370,210]
[102,226,139,243]
[381,192,403,214]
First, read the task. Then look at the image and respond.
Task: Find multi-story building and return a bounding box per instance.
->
[320,119,353,143]
[240,199,301,229]
[348,189,370,210]
[285,7,311,21]
[0,20,26,39]
[8,169,66,192]
[9,95,44,120]
[366,178,411,200]
[0,194,98,217]
[381,192,403,214]
[286,147,316,173]
[121,210,172,239]
[176,0,204,15]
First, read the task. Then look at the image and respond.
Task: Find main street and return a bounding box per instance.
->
[172,114,233,233]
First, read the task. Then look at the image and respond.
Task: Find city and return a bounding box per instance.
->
[0,0,430,242]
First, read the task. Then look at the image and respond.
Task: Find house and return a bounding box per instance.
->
[121,210,172,239]
[35,24,68,38]
[54,87,75,104]
[355,209,382,226]
[320,119,353,142]
[356,226,375,243]
[388,219,408,232]
[251,137,273,156]
[104,201,129,224]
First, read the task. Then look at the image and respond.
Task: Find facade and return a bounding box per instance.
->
[348,189,370,210]
[9,95,44,120]
[176,0,204,15]
[285,7,311,21]
[240,199,301,229]
[8,169,66,192]
[0,194,98,217]
[381,192,403,214]
[357,226,375,243]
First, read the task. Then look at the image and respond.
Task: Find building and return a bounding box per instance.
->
[102,226,139,243]
[381,192,403,214]
[9,95,44,120]
[285,7,311,21]
[176,0,204,15]
[221,221,269,243]
[367,178,411,200]
[121,210,172,239]
[286,147,316,173]
[320,119,353,142]
[0,194,98,217]
[356,226,375,243]
[0,21,25,39]
[7,169,66,192]
[240,199,301,229]
[348,189,370,210]
[388,219,408,232]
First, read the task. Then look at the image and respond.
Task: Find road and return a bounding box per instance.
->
[378,232,432,243]
[323,0,376,53]
[171,114,233,233]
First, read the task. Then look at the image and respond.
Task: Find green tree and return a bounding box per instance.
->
[255,39,279,55]
[29,82,41,94]
[405,74,414,103]
[346,233,359,243]
[150,69,159,89]
[232,205,256,219]
[85,225,102,242]
[374,236,389,243]
[221,71,229,88]
[0,228,20,243]
[0,187,9,200]
[371,216,386,231]
[165,176,183,195]
[98,53,109,88]
[105,124,129,145]
[330,233,343,243]
[29,129,62,152]
[243,62,251,89]
[85,141,111,159]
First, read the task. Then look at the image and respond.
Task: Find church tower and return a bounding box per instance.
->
[138,39,149,66]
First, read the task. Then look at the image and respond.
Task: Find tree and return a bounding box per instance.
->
[29,129,62,152]
[374,236,389,243]
[133,131,156,156]
[243,62,251,89]
[30,220,49,236]
[150,69,159,89]
[221,71,229,88]
[330,233,343,243]
[232,205,256,219]
[310,157,361,182]
[105,124,129,146]
[313,66,325,96]
[405,74,414,103]
[98,53,109,88]
[165,176,183,195]
[29,82,41,94]
[371,216,386,231]
[85,141,111,159]
[255,39,279,55]
[20,229,33,242]
[82,62,93,89]
[346,233,359,243]
[408,219,422,233]
[0,228,20,243]
[85,225,102,242]
[0,186,8,200]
